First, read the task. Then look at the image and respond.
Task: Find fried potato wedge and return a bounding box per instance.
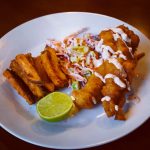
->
[40,50,65,88]
[10,60,46,99]
[46,46,68,83]
[3,69,35,104]
[34,56,55,92]
[15,54,42,84]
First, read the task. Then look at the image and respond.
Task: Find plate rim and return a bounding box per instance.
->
[0,11,150,149]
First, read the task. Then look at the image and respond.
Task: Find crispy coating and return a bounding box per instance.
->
[115,108,126,120]
[116,38,133,59]
[10,59,46,99]
[102,100,115,117]
[46,46,68,83]
[15,54,42,84]
[34,56,55,92]
[83,75,103,101]
[72,75,103,109]
[118,25,140,49]
[3,69,35,104]
[68,103,80,117]
[3,46,69,104]
[98,25,143,120]
[102,80,121,100]
[40,50,65,88]
[72,90,94,109]
[99,30,117,51]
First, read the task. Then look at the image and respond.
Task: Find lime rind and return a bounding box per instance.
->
[36,92,73,122]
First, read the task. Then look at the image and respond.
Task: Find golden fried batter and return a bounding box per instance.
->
[72,75,103,109]
[98,26,143,120]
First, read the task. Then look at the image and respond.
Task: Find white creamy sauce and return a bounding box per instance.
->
[95,44,115,60]
[125,79,131,91]
[101,96,111,102]
[69,72,87,82]
[113,33,120,41]
[115,105,119,111]
[110,28,131,43]
[102,45,115,54]
[104,74,126,88]
[108,58,123,70]
[71,96,76,101]
[94,72,105,83]
[114,51,127,60]
[92,97,97,104]
[93,58,103,67]
[95,39,103,52]
[101,48,111,60]
[129,47,134,58]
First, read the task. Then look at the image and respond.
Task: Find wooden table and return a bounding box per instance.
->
[0,0,150,149]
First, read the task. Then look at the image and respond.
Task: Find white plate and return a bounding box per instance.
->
[0,12,150,149]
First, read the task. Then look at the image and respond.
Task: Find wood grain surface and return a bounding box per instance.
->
[0,0,150,149]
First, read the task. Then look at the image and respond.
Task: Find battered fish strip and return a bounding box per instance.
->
[98,25,143,120]
[34,56,55,92]
[40,50,65,88]
[45,46,68,83]
[10,59,46,99]
[3,69,35,104]
[118,25,140,49]
[72,75,103,109]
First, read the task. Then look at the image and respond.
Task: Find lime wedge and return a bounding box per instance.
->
[36,92,73,122]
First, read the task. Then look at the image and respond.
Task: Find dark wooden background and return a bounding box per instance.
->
[0,0,150,149]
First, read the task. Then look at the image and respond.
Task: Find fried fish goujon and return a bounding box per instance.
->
[70,25,144,120]
[72,75,103,109]
[98,25,144,120]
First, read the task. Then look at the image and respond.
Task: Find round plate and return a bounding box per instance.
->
[0,12,150,149]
